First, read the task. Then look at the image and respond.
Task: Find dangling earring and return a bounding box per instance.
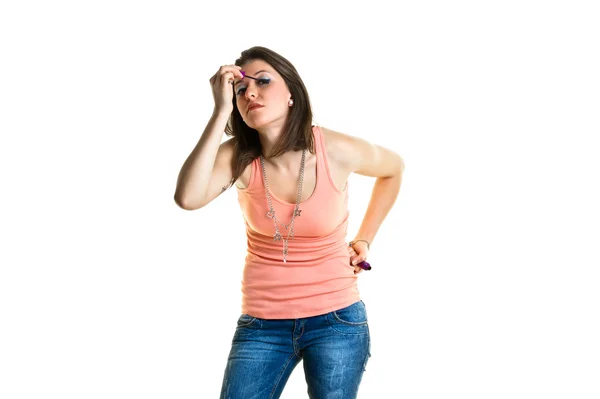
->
[288,99,294,107]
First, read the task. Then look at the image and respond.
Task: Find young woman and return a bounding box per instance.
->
[174,46,404,398]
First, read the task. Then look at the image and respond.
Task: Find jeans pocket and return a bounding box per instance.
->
[237,314,257,327]
[327,300,369,335]
[333,300,368,325]
[235,314,262,336]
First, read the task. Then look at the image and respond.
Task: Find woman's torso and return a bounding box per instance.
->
[234,125,361,319]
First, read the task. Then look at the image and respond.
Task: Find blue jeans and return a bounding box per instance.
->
[219,300,372,399]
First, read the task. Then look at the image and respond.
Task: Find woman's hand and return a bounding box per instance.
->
[209,64,244,115]
[348,241,369,275]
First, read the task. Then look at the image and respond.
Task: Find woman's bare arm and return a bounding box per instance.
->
[324,127,405,245]
[173,111,235,210]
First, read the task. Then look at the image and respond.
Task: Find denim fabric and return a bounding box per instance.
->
[219,300,372,399]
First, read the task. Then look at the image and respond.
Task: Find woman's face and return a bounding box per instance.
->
[234,59,292,130]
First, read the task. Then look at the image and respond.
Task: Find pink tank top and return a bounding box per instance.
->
[236,125,361,319]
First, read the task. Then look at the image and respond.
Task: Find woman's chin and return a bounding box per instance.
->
[242,112,286,130]
[244,116,270,130]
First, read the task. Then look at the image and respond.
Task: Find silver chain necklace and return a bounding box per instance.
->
[260,148,306,263]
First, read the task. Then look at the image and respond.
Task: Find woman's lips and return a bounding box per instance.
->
[248,104,264,111]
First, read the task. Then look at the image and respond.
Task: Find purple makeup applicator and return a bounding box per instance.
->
[357,261,372,271]
[240,70,263,81]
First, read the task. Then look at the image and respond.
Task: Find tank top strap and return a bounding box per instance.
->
[312,125,344,194]
[241,154,260,191]
[313,125,327,178]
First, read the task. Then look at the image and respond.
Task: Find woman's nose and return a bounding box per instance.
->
[244,83,257,100]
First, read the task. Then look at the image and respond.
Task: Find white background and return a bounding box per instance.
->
[1,0,599,398]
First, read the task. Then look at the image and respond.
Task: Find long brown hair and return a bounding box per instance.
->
[224,46,315,188]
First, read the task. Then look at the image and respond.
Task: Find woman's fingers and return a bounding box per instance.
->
[348,247,364,274]
[210,64,244,113]
[210,65,243,84]
[218,64,243,84]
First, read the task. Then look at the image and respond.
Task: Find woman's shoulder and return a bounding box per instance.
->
[319,126,345,151]
[319,125,363,145]
[318,126,362,166]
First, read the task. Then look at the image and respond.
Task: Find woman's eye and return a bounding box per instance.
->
[236,77,271,95]
[257,78,270,85]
